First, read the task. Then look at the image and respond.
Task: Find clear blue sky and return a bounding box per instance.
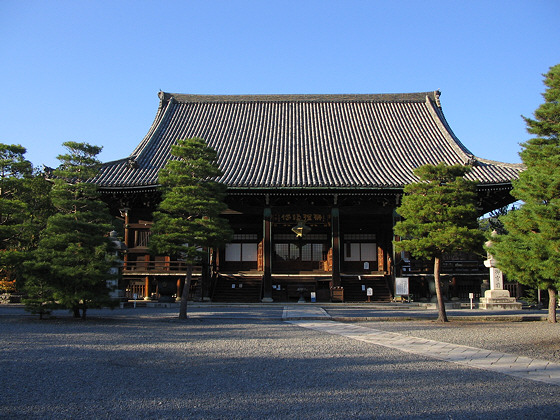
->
[1,1,559,169]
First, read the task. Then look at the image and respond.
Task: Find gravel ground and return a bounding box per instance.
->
[1,310,560,419]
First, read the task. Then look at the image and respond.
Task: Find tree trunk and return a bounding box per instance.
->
[434,257,448,322]
[73,306,80,318]
[179,264,193,319]
[548,288,557,323]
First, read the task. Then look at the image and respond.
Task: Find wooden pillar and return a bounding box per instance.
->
[121,208,130,270]
[378,246,385,272]
[121,208,130,247]
[331,206,341,287]
[144,255,151,298]
[391,207,399,287]
[201,248,211,301]
[144,276,150,299]
[262,207,273,302]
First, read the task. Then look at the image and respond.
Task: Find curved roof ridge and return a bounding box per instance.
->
[99,156,131,167]
[158,91,440,104]
[131,96,176,162]
[474,156,525,169]
[425,95,475,164]
[129,96,173,159]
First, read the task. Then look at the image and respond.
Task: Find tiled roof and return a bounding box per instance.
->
[93,91,523,190]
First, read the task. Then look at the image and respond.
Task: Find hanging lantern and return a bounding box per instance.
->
[292,220,311,238]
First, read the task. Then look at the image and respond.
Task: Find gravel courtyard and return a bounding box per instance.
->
[1,309,560,419]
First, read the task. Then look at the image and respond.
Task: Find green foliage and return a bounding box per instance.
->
[394,163,484,259]
[0,143,33,251]
[150,137,233,263]
[0,144,53,290]
[150,138,232,318]
[394,163,484,322]
[24,142,117,319]
[479,205,516,235]
[491,64,560,297]
[0,143,32,180]
[21,261,57,319]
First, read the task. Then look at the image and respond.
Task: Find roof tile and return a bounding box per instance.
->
[94,92,523,189]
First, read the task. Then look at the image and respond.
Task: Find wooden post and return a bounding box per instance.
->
[201,248,211,301]
[331,207,341,287]
[144,275,150,299]
[378,246,384,272]
[121,208,130,271]
[262,207,273,302]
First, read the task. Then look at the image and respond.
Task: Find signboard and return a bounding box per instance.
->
[271,212,331,226]
[395,277,409,296]
[367,288,373,297]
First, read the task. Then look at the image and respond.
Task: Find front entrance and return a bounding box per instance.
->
[273,234,329,272]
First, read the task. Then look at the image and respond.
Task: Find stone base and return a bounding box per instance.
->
[479,289,522,310]
[261,297,274,303]
[146,301,179,308]
[157,296,176,303]
[418,302,462,310]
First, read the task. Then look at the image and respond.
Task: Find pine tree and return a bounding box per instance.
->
[491,64,560,323]
[0,144,31,293]
[24,142,117,319]
[394,163,484,322]
[22,260,57,319]
[150,137,232,319]
[0,143,33,261]
[0,144,52,295]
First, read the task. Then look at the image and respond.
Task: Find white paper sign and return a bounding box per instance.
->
[395,277,409,296]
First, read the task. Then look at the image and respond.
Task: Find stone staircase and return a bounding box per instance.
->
[211,273,393,303]
[270,275,331,302]
[341,276,392,302]
[211,274,262,302]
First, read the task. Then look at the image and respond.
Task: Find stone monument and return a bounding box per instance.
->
[479,232,522,310]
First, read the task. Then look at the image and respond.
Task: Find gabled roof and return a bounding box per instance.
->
[93,91,523,190]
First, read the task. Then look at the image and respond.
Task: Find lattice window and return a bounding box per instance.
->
[135,231,151,247]
[344,242,377,261]
[344,234,376,240]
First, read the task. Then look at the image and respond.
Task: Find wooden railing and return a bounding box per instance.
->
[123,260,201,273]
[402,259,485,275]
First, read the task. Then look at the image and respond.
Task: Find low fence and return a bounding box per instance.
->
[123,260,196,273]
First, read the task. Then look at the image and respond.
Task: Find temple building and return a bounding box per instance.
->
[93,91,523,303]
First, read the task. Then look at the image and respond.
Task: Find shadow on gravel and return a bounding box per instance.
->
[2,316,560,419]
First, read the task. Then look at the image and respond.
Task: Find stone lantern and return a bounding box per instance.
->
[479,232,521,310]
[108,230,128,300]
